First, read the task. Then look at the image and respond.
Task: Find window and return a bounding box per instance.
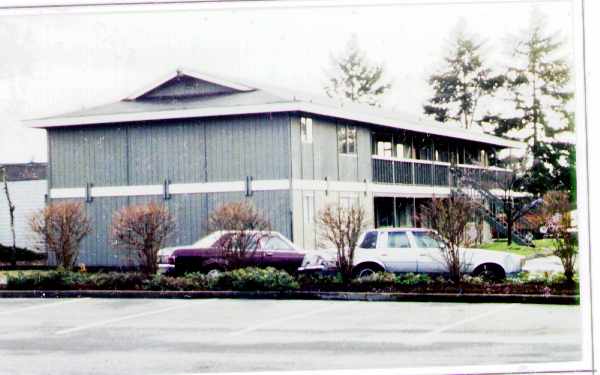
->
[262,236,294,251]
[338,124,357,154]
[435,141,450,162]
[395,134,413,159]
[372,133,393,157]
[387,232,411,249]
[303,194,315,225]
[360,231,378,249]
[413,231,443,248]
[414,137,433,160]
[300,117,313,143]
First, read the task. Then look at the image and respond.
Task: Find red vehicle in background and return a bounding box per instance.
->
[158,231,307,275]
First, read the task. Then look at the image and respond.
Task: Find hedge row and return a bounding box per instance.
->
[4,268,578,295]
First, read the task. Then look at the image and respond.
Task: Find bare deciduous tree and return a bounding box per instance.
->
[1,167,17,266]
[29,201,92,269]
[111,202,176,274]
[540,191,577,283]
[419,193,476,283]
[208,201,270,270]
[317,204,367,284]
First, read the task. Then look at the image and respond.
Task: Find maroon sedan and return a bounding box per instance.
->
[161,231,306,275]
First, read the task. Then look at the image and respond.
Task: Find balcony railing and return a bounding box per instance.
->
[372,156,512,189]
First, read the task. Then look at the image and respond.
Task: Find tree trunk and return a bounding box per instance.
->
[2,169,17,267]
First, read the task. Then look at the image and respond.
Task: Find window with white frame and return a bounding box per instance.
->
[337,124,357,154]
[300,117,313,143]
[303,193,315,225]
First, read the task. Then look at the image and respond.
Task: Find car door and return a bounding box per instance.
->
[260,234,305,272]
[411,231,447,274]
[377,231,418,273]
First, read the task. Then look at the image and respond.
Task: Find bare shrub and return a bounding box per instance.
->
[208,201,270,270]
[29,201,92,269]
[317,204,367,284]
[419,192,476,283]
[540,191,577,283]
[111,202,176,274]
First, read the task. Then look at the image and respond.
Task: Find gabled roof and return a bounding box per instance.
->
[24,68,525,149]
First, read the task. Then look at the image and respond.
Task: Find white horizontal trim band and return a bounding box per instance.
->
[49,179,464,199]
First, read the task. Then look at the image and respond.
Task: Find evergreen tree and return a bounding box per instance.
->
[483,11,574,197]
[423,27,504,129]
[324,35,391,106]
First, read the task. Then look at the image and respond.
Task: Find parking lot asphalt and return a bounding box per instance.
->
[0,298,582,375]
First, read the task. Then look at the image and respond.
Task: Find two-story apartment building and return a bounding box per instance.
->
[26,69,523,267]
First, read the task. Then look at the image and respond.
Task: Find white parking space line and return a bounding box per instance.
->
[409,303,517,345]
[224,303,346,338]
[0,298,90,316]
[56,299,213,335]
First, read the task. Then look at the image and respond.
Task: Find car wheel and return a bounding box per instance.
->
[473,263,506,282]
[204,265,224,278]
[353,263,384,279]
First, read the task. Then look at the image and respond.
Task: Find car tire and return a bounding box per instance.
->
[203,264,224,277]
[353,263,384,279]
[472,263,506,282]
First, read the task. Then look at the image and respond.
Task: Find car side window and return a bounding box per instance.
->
[413,232,442,248]
[387,232,411,249]
[262,236,293,251]
[360,231,378,249]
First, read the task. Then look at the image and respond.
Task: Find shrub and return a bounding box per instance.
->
[144,273,208,291]
[29,202,92,269]
[212,267,299,291]
[6,270,87,290]
[395,273,433,286]
[317,204,368,284]
[296,273,344,290]
[352,272,396,288]
[418,192,477,283]
[208,201,271,270]
[540,191,578,283]
[88,272,147,290]
[111,203,176,275]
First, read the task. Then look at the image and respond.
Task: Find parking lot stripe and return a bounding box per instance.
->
[55,300,213,335]
[0,298,90,316]
[409,303,517,345]
[224,302,346,338]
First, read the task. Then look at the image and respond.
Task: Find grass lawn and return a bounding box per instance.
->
[476,239,555,257]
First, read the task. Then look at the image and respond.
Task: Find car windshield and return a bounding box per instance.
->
[193,232,222,248]
[413,231,444,248]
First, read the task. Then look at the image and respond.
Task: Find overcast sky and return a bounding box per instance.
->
[0,0,574,163]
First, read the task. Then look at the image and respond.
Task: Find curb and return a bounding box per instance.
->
[0,290,579,304]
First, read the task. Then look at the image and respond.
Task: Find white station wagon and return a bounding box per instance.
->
[301,228,523,280]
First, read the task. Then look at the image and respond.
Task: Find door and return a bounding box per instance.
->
[377,231,418,273]
[411,231,447,274]
[260,234,305,272]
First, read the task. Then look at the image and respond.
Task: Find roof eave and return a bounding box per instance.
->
[24,101,525,149]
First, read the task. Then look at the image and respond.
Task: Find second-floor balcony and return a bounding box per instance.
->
[371,156,513,189]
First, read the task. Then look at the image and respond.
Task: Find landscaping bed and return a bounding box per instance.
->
[1,267,578,297]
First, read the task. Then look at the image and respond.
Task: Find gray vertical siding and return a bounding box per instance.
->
[49,126,128,188]
[48,113,291,189]
[47,113,293,266]
[205,114,291,181]
[290,114,372,183]
[128,120,207,185]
